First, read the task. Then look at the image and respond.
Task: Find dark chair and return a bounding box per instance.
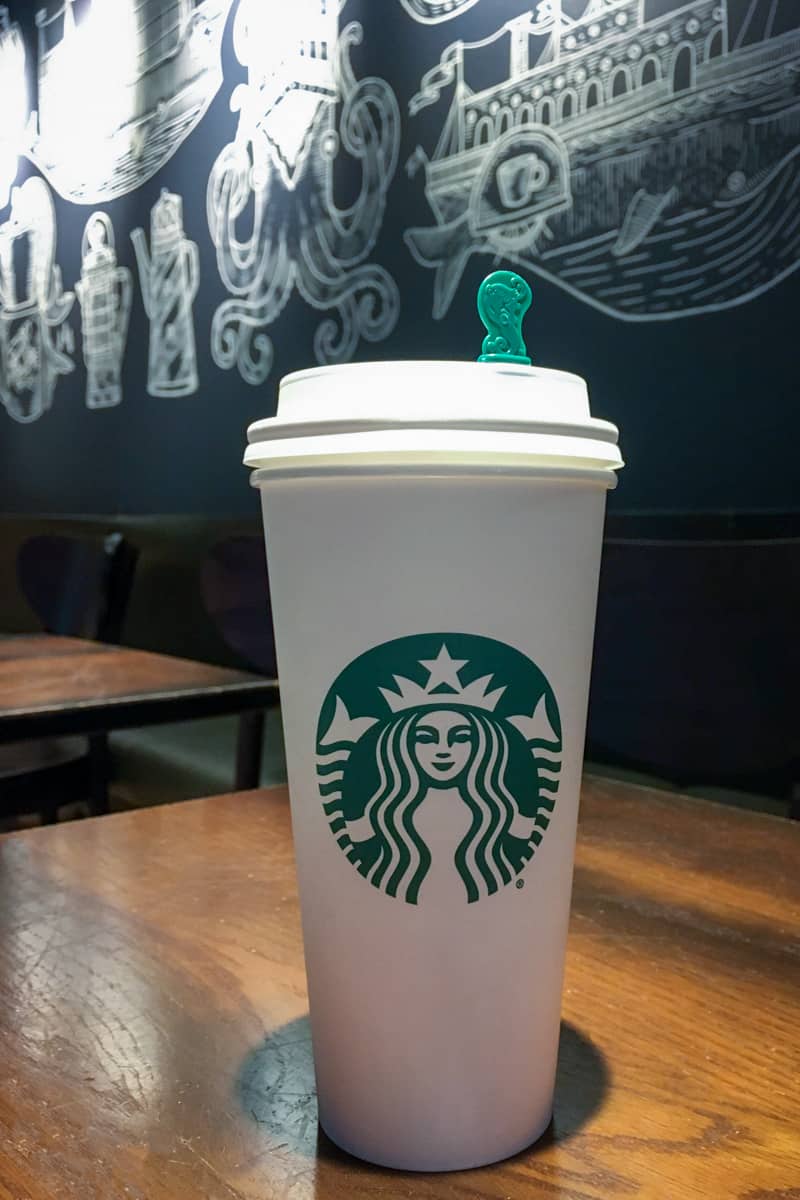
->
[200,536,279,789]
[586,536,800,813]
[1,533,139,824]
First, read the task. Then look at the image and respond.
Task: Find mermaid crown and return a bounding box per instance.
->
[379,645,505,713]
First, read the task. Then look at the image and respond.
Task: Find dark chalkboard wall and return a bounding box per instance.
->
[0,0,797,515]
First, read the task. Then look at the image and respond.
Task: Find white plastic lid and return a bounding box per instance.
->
[244,360,622,476]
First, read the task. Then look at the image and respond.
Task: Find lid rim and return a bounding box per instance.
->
[245,427,621,468]
[246,415,620,446]
[250,462,619,486]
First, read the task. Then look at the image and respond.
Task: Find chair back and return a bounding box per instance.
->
[200,536,277,678]
[587,536,800,793]
[17,532,138,644]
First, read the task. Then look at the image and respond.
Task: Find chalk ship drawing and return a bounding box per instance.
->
[76,213,132,410]
[0,7,29,210]
[28,0,233,204]
[132,189,199,398]
[405,0,800,320]
[0,177,74,424]
[398,0,482,23]
[207,0,400,384]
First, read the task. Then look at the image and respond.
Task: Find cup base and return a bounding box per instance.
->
[318,1107,554,1173]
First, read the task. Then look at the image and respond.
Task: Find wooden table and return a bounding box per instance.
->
[0,778,797,1199]
[0,635,278,790]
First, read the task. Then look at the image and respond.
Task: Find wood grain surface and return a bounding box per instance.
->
[0,636,277,740]
[0,778,797,1199]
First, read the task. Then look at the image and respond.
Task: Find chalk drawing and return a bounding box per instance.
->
[208,1,400,384]
[0,177,74,424]
[132,189,199,398]
[397,0,482,24]
[405,0,800,321]
[76,213,132,409]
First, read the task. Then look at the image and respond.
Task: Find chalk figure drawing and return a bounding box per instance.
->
[405,0,800,321]
[0,7,29,209]
[132,190,199,398]
[0,177,74,424]
[28,0,233,204]
[208,0,400,385]
[397,0,482,23]
[76,213,132,410]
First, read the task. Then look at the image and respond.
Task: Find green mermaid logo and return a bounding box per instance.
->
[316,634,562,905]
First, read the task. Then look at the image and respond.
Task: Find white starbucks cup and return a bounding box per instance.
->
[245,352,622,1172]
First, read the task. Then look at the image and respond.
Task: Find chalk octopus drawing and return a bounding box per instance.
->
[207,0,400,385]
[0,177,74,424]
[405,0,800,321]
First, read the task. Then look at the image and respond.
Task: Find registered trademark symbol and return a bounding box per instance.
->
[516,880,524,889]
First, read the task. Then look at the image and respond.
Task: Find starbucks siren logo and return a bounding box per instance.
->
[316,633,562,905]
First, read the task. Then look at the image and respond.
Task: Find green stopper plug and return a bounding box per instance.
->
[476,270,532,365]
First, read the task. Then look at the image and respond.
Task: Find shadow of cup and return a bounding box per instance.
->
[237,1013,610,1175]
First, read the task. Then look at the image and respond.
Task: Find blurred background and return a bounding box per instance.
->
[0,0,797,824]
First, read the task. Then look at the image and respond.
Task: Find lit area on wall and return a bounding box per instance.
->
[0,7,29,209]
[30,0,232,204]
[33,0,139,195]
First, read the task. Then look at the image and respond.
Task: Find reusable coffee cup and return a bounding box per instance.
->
[244,272,623,1171]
